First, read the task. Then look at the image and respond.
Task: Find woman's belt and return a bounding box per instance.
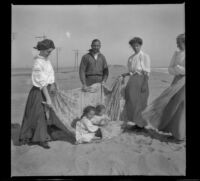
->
[130,71,144,76]
[32,83,54,90]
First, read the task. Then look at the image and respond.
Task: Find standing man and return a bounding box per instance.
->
[79,39,109,91]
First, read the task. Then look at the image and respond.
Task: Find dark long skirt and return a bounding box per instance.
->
[124,73,149,127]
[19,85,52,144]
[158,75,185,140]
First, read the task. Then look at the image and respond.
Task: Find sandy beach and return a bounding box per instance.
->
[11,65,185,176]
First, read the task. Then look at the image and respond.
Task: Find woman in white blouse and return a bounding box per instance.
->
[121,37,151,130]
[142,34,185,142]
[19,39,57,149]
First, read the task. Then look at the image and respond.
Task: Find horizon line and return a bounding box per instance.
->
[11,65,169,69]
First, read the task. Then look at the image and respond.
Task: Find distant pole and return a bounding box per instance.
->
[73,49,81,71]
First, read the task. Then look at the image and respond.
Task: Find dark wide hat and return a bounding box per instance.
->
[34,39,55,50]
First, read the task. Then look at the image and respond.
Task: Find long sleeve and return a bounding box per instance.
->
[168,52,178,75]
[79,56,87,85]
[175,65,185,75]
[168,51,185,75]
[32,59,48,89]
[82,117,99,132]
[127,52,150,76]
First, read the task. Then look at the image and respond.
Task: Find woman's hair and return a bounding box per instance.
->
[176,33,185,43]
[129,37,143,46]
[95,104,106,114]
[34,39,55,51]
[81,105,96,118]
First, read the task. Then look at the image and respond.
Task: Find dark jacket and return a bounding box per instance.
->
[79,52,109,85]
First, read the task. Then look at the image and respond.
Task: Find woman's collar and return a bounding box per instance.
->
[37,55,48,60]
[133,50,143,56]
[138,50,143,55]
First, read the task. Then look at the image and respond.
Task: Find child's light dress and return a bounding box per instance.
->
[76,116,99,143]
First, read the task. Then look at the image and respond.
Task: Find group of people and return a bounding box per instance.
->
[18,33,185,149]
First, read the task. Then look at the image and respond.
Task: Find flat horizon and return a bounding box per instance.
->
[11,65,168,69]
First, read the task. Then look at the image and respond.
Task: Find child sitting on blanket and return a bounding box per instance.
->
[75,105,102,144]
[91,104,110,126]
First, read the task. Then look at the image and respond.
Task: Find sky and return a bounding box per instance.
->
[11,4,185,69]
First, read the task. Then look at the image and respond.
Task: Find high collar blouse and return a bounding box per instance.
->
[31,55,55,89]
[127,51,151,75]
[168,50,185,76]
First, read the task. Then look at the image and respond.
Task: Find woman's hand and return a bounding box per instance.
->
[42,86,53,108]
[49,83,57,94]
[82,84,90,92]
[42,101,51,119]
[121,73,129,78]
[120,73,129,84]
[175,65,185,75]
[101,80,106,86]
[46,99,53,108]
[141,72,149,93]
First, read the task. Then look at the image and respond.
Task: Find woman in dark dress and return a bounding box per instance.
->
[18,39,57,149]
[121,37,151,129]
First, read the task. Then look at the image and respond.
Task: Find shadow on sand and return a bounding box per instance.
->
[122,125,182,144]
[11,123,22,146]
[12,122,182,148]
[11,123,76,147]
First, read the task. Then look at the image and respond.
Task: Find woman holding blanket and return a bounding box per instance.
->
[121,37,151,130]
[142,34,185,141]
[18,39,57,149]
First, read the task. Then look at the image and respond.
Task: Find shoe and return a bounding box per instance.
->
[74,140,80,145]
[132,125,145,132]
[39,142,50,149]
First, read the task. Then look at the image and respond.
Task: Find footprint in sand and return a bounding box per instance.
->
[75,156,90,175]
[143,153,180,175]
[85,146,96,155]
[130,146,142,153]
[147,146,155,152]
[137,155,151,174]
[109,160,127,175]
[13,145,31,157]
[161,80,169,83]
